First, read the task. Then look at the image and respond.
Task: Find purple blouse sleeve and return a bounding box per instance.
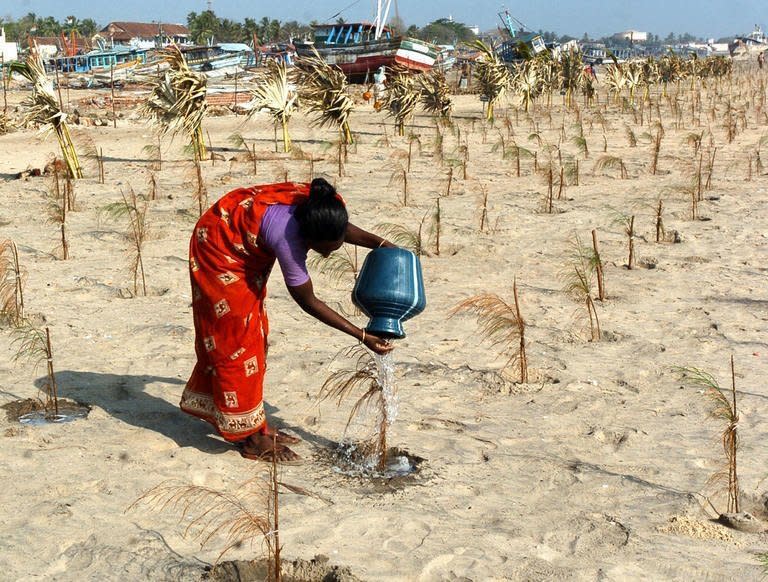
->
[260,205,310,287]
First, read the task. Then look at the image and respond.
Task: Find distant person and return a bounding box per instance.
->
[459,61,471,89]
[759,51,765,70]
[373,65,387,105]
[181,179,395,462]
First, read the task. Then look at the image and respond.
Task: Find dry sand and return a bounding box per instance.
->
[1,66,768,581]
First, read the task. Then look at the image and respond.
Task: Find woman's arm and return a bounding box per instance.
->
[344,223,396,249]
[287,278,394,355]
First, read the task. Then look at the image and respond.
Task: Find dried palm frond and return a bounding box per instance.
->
[571,135,589,158]
[374,221,427,255]
[419,69,452,122]
[469,39,511,121]
[0,239,25,326]
[307,245,358,284]
[450,280,528,383]
[142,45,208,161]
[10,52,83,178]
[130,471,284,572]
[249,59,297,152]
[294,48,354,144]
[384,66,420,136]
[624,124,637,147]
[594,155,628,179]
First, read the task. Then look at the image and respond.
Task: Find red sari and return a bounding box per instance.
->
[181,182,310,441]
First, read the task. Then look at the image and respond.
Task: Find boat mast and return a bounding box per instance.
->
[374,0,392,39]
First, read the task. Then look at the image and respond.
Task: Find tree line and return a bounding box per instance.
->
[0,11,479,46]
[0,11,720,50]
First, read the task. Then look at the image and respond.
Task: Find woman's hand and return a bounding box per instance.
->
[364,332,395,355]
[379,240,397,249]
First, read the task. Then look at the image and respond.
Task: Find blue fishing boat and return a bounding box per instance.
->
[47,45,148,75]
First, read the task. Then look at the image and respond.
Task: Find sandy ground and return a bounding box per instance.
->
[1,64,768,581]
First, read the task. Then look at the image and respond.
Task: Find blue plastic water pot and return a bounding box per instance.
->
[352,248,426,339]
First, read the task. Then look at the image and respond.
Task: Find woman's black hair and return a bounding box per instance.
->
[294,178,349,242]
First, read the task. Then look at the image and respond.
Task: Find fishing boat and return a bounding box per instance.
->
[294,0,437,81]
[179,45,245,77]
[47,45,148,76]
[731,24,768,55]
[497,9,546,63]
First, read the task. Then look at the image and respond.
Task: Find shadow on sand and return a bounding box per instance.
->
[35,370,327,455]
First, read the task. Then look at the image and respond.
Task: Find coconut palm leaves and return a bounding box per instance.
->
[419,69,453,123]
[142,45,208,161]
[604,64,626,103]
[515,62,540,113]
[250,58,297,153]
[383,67,420,136]
[594,155,628,179]
[624,62,643,105]
[559,47,583,108]
[469,39,511,121]
[294,48,354,144]
[10,52,83,178]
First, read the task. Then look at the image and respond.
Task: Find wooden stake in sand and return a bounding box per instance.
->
[110,63,117,129]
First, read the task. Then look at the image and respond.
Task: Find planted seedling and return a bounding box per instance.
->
[676,357,740,514]
[11,323,59,418]
[319,345,396,471]
[0,239,25,326]
[561,234,601,341]
[101,188,150,297]
[450,279,528,383]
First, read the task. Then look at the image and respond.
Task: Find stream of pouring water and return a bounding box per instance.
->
[375,351,398,429]
[336,351,414,477]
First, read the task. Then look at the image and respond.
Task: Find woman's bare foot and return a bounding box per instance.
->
[239,433,300,462]
[262,427,301,445]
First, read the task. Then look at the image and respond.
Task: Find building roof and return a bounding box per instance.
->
[100,22,189,41]
[29,36,90,52]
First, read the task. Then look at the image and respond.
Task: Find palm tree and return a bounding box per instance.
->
[294,48,355,144]
[469,39,511,121]
[142,45,208,162]
[10,52,83,178]
[249,59,297,152]
[419,69,453,123]
[384,67,420,136]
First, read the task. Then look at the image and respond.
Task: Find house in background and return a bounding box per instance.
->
[28,34,90,59]
[0,28,18,61]
[100,22,190,48]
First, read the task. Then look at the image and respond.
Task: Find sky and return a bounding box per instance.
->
[2,0,766,39]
